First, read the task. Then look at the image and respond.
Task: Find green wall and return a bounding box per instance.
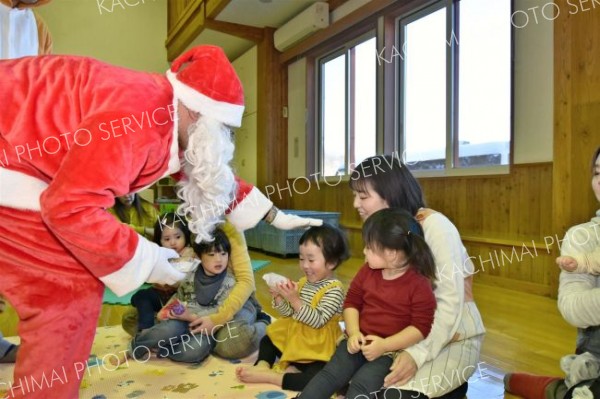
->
[35,0,168,72]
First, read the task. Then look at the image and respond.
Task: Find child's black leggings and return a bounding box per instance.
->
[255,335,327,392]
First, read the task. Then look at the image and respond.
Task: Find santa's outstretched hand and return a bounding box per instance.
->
[225,178,324,231]
[267,206,323,230]
[147,247,186,286]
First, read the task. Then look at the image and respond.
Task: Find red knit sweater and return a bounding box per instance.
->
[344,265,436,338]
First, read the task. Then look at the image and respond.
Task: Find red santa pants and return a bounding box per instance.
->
[0,206,104,399]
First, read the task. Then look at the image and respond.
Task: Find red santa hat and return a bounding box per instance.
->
[166,45,245,127]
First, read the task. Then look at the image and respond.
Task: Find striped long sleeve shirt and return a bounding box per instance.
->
[272,278,344,329]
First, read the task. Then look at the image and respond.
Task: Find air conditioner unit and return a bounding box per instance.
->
[274,2,329,52]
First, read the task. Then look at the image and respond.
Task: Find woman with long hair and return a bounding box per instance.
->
[347,154,485,399]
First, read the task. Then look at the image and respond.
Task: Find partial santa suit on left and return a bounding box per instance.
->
[0,47,272,399]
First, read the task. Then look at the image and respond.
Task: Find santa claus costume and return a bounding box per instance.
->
[0,45,274,398]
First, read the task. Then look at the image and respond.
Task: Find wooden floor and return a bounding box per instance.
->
[0,251,578,398]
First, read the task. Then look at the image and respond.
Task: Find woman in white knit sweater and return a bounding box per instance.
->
[349,155,486,399]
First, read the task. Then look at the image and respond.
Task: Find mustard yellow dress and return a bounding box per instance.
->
[266,277,343,365]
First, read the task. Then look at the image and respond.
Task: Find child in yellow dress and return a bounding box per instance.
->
[236,223,349,392]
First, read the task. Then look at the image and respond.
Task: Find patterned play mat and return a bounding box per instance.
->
[0,325,293,399]
[0,325,505,398]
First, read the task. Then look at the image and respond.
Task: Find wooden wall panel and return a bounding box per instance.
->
[288,163,556,296]
[553,1,600,296]
[166,0,231,61]
[167,0,195,32]
[416,164,553,240]
[554,2,600,232]
[257,28,289,207]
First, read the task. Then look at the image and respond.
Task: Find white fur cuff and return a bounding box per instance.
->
[0,168,47,211]
[99,235,159,296]
[227,186,273,231]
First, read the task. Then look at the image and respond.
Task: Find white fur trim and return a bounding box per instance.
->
[166,69,244,128]
[166,97,181,176]
[226,186,273,231]
[0,168,47,210]
[99,235,158,296]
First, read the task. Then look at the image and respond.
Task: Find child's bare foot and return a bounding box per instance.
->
[235,366,246,380]
[237,366,284,386]
[236,362,267,380]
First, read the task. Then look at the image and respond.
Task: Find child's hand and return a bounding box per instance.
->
[277,280,299,302]
[269,287,284,306]
[347,333,366,354]
[361,335,386,361]
[557,256,578,272]
[189,316,218,335]
[158,299,184,320]
[269,287,282,298]
[276,281,303,311]
[168,307,194,322]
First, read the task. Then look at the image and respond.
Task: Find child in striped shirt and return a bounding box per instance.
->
[236,223,350,392]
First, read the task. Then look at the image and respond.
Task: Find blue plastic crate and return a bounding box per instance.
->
[244,221,264,250]
[260,210,341,256]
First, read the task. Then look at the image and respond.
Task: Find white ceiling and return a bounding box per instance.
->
[186,0,320,60]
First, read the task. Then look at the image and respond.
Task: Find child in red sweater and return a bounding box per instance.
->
[298,208,437,399]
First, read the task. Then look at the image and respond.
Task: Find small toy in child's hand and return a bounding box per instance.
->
[168,257,200,273]
[171,302,185,315]
[263,272,289,288]
[158,299,185,319]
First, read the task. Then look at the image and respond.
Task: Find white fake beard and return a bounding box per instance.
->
[176,116,236,243]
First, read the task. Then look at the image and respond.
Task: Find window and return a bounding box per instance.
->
[401,5,447,169]
[312,0,512,177]
[456,0,511,168]
[318,35,377,177]
[399,0,512,171]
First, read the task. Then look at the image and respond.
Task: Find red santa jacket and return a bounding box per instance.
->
[0,55,271,295]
